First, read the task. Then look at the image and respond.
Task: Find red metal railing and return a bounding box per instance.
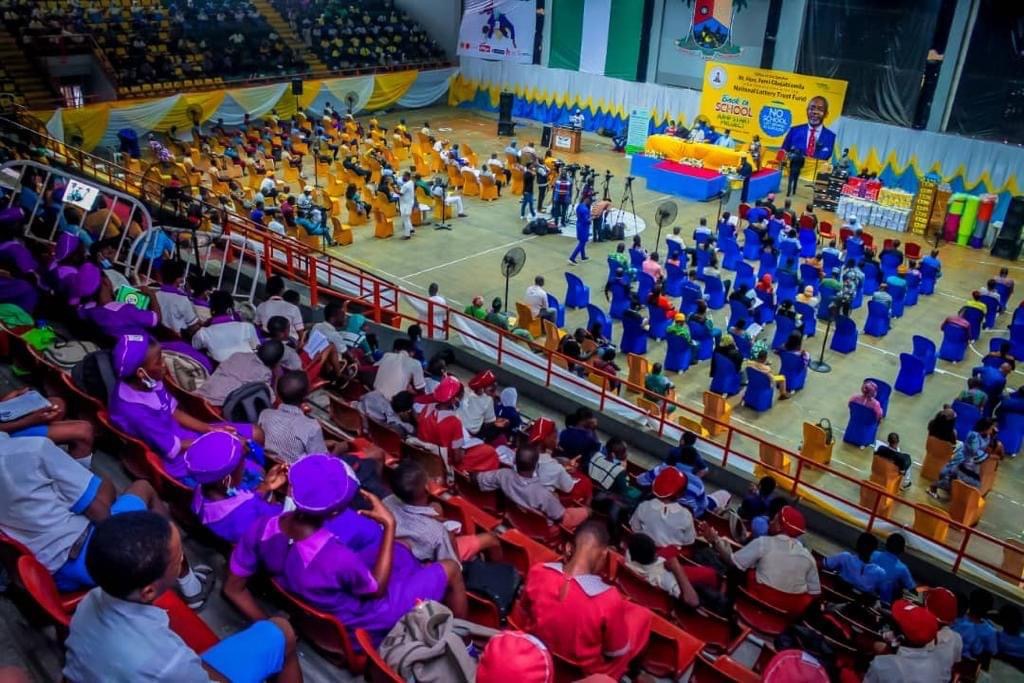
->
[4,114,1022,594]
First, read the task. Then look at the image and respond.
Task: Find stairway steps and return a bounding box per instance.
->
[249,0,326,72]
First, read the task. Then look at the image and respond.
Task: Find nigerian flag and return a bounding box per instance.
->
[548,0,647,81]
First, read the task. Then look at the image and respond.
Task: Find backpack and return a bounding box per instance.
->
[461,559,522,617]
[71,350,117,404]
[221,382,273,423]
[43,339,98,371]
[161,348,209,393]
[379,601,497,683]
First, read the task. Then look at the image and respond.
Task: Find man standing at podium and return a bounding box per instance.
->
[570,108,584,130]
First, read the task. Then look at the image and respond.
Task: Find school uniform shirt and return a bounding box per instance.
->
[477,468,565,523]
[952,617,998,660]
[358,390,415,436]
[863,644,951,683]
[537,451,576,493]
[195,351,274,406]
[629,498,695,547]
[63,589,214,682]
[625,555,682,597]
[194,481,283,544]
[416,407,500,472]
[516,562,652,679]
[0,434,96,572]
[80,301,159,338]
[255,296,304,333]
[383,495,458,563]
[587,451,626,492]
[458,391,495,434]
[870,549,916,603]
[933,626,963,680]
[732,535,821,596]
[191,317,260,363]
[257,404,328,464]
[822,551,886,594]
[373,350,425,399]
[155,286,199,335]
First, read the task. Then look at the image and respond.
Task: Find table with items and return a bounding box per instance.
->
[836,180,915,232]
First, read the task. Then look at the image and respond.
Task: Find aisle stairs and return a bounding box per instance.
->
[0,28,56,108]
[250,0,328,73]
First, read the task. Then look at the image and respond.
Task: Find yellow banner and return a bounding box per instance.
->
[698,62,847,160]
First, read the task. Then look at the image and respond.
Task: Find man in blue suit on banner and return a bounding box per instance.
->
[781,95,836,161]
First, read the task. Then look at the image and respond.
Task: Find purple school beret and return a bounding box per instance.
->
[0,240,37,274]
[290,454,359,515]
[54,233,81,263]
[112,333,151,379]
[70,262,102,304]
[184,432,245,484]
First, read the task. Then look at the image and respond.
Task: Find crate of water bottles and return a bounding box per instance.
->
[877,187,914,210]
[837,196,911,232]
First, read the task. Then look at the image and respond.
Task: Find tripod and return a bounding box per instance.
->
[433,180,452,230]
[618,177,639,241]
[601,172,612,202]
[809,308,834,373]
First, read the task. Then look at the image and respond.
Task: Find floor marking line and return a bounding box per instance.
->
[399,236,539,279]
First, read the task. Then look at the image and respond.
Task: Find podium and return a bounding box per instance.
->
[552,126,581,153]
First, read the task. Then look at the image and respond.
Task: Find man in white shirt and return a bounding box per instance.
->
[191,291,260,363]
[373,338,425,399]
[254,276,304,338]
[520,141,537,165]
[715,129,736,149]
[258,172,278,199]
[504,141,519,158]
[398,171,416,240]
[524,275,557,322]
[431,178,467,218]
[570,109,584,129]
[703,505,820,612]
[526,417,585,496]
[688,125,706,143]
[154,260,199,337]
[629,466,695,548]
[864,600,949,682]
[458,370,501,439]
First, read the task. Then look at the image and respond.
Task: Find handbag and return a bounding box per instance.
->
[461,559,522,617]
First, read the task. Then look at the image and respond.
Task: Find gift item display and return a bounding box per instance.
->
[941,192,997,247]
[909,177,939,236]
[841,176,883,200]
[813,168,846,212]
[837,195,911,232]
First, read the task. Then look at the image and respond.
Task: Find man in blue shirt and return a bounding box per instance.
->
[569,195,591,265]
[745,202,770,225]
[953,588,998,666]
[870,533,916,603]
[972,362,1011,413]
[666,431,708,477]
[823,532,886,595]
[921,249,943,280]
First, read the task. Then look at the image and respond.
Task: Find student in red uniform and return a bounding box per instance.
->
[415,375,500,472]
[512,521,652,680]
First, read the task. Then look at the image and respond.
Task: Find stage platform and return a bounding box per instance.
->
[629,154,725,201]
[748,168,782,199]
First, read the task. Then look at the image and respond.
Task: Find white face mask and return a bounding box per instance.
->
[139,370,158,390]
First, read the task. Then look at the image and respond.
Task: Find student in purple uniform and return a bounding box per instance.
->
[224,455,467,646]
[75,262,163,338]
[183,432,287,544]
[108,334,262,481]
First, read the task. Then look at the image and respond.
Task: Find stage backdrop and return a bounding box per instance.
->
[457,0,536,64]
[654,0,771,90]
[698,62,847,159]
[547,0,648,82]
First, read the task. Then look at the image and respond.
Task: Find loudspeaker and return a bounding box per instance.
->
[291,79,303,96]
[499,92,514,122]
[497,121,516,137]
[540,125,552,147]
[991,238,1022,261]
[1001,195,1024,241]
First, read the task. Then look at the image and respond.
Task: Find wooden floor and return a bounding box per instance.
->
[315,105,1024,575]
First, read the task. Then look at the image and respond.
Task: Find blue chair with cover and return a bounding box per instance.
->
[768,220,784,244]
[779,241,799,263]
[1013,309,1024,327]
[665,238,683,263]
[647,304,670,340]
[904,272,921,308]
[980,294,999,330]
[721,239,743,271]
[664,333,693,373]
[779,351,808,392]
[962,306,983,341]
[620,315,647,355]
[757,250,778,280]
[794,302,817,337]
[995,281,1012,311]
[952,399,982,442]
[731,332,753,359]
[609,280,630,320]
[636,272,655,304]
[771,314,797,350]
[629,248,646,271]
[880,252,902,278]
[742,228,761,260]
[564,272,590,309]
[846,240,865,264]
[694,231,712,247]
[735,262,755,291]
[850,282,864,310]
[843,403,880,447]
[894,353,926,396]
[865,377,893,418]
[728,300,750,329]
[717,222,736,243]
[863,301,890,337]
[816,287,837,321]
[689,320,714,361]
[776,270,799,305]
[862,262,881,296]
[755,290,775,324]
[919,262,938,295]
[606,256,620,283]
[743,368,775,411]
[664,262,686,297]
[938,323,970,362]
[710,353,741,396]
[680,283,703,316]
[798,230,817,258]
[830,315,858,353]
[694,248,712,275]
[997,409,1024,457]
[912,335,936,375]
[703,277,726,310]
[822,251,841,275]
[1011,324,1024,361]
[799,264,821,293]
[546,293,566,328]
[889,281,907,319]
[586,304,612,339]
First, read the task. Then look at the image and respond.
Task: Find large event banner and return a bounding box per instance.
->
[457,0,535,64]
[699,62,847,159]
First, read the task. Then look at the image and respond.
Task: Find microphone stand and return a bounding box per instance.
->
[434,179,451,230]
[808,309,833,373]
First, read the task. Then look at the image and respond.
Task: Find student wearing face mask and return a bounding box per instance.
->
[108,334,264,482]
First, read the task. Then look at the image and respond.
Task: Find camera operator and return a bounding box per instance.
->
[535,162,550,214]
[551,169,572,227]
[296,202,336,246]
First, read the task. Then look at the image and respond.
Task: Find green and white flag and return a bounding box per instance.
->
[548,0,647,81]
